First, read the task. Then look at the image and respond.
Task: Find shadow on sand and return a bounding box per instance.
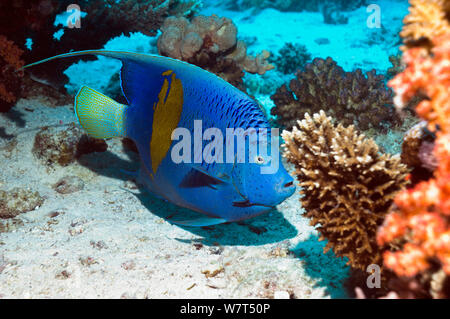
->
[291,234,351,298]
[77,148,298,246]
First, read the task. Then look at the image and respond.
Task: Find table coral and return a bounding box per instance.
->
[0,35,24,112]
[271,57,399,132]
[157,14,274,90]
[377,35,450,291]
[282,110,409,271]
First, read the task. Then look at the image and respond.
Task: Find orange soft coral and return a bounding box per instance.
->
[400,0,450,50]
[378,34,450,280]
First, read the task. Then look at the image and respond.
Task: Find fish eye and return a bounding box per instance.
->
[254,155,265,165]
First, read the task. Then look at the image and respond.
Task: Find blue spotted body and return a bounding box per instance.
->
[25,50,295,226]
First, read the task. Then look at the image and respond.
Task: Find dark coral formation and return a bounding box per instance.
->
[0,35,24,112]
[0,188,44,219]
[32,124,107,166]
[282,111,409,270]
[157,14,274,90]
[271,57,399,132]
[401,121,437,185]
[269,42,311,74]
[0,0,201,87]
[387,54,405,80]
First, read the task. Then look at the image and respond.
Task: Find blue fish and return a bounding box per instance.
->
[25,50,295,226]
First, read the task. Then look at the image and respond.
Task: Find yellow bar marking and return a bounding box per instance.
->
[150,71,184,176]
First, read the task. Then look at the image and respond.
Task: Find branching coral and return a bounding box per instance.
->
[282,111,409,270]
[0,35,24,112]
[269,42,311,74]
[387,54,405,80]
[271,57,399,132]
[400,0,450,50]
[377,35,450,289]
[157,14,274,90]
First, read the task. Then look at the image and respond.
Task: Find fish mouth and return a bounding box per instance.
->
[232,199,275,209]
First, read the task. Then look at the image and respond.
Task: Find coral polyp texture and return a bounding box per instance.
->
[271,57,399,132]
[0,35,24,112]
[377,34,450,288]
[157,14,274,90]
[282,111,409,270]
[400,0,450,50]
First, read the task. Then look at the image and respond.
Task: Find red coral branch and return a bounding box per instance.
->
[378,34,450,280]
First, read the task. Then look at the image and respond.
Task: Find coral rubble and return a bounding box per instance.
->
[377,34,450,297]
[157,14,274,90]
[271,57,399,132]
[0,35,24,112]
[32,124,107,167]
[282,111,409,270]
[0,188,44,219]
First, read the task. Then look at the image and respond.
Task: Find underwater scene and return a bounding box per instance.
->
[0,0,449,300]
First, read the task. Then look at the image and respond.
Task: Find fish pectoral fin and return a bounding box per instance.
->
[232,199,252,207]
[179,168,229,189]
[170,216,227,227]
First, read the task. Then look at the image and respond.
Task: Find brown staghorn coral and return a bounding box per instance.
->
[282,110,409,270]
[400,0,450,50]
[271,57,399,132]
[157,14,274,90]
[0,35,24,112]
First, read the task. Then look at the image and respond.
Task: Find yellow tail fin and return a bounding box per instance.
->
[75,86,127,139]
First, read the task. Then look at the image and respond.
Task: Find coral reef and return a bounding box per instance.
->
[0,35,24,112]
[268,42,311,74]
[32,124,107,166]
[387,54,405,80]
[400,0,450,50]
[401,121,437,184]
[157,15,274,90]
[271,57,399,132]
[0,0,201,87]
[282,111,409,270]
[0,188,44,219]
[377,33,450,298]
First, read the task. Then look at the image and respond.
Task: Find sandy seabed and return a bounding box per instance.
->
[0,98,349,299]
